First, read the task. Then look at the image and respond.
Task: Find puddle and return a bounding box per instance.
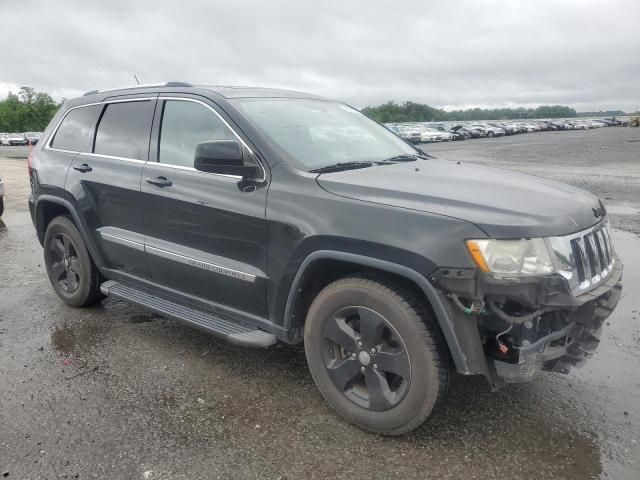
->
[51,326,76,353]
[50,316,106,355]
[606,204,640,215]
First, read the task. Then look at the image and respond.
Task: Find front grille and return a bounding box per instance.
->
[569,225,613,289]
[549,221,615,294]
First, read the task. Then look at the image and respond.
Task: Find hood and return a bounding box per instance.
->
[316,159,603,238]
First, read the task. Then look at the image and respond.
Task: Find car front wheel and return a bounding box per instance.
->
[304,276,450,435]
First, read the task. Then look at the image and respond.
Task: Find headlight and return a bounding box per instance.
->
[466,238,554,276]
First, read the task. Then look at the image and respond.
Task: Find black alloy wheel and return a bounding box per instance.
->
[43,216,103,307]
[48,232,81,293]
[304,276,450,435]
[322,306,411,411]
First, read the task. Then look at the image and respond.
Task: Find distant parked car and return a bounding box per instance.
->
[385,124,422,144]
[418,127,444,143]
[424,125,455,141]
[488,122,519,135]
[449,125,484,138]
[471,124,505,137]
[1,133,28,146]
[449,125,479,139]
[24,132,41,145]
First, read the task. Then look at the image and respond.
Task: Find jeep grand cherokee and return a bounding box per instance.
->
[29,82,622,435]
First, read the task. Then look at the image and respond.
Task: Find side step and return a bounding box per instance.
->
[100,280,277,348]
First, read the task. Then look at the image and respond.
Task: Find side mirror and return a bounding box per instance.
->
[194,140,258,179]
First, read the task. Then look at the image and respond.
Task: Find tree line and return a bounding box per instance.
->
[361,101,588,123]
[0,87,628,132]
[0,87,61,132]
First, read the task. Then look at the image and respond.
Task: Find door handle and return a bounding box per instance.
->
[146,176,173,187]
[73,163,92,173]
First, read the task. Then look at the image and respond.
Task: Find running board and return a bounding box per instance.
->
[100,280,277,348]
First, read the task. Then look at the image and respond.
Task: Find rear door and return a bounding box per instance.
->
[65,96,157,278]
[141,96,269,316]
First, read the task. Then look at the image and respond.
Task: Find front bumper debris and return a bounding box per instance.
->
[434,256,623,386]
[491,278,622,383]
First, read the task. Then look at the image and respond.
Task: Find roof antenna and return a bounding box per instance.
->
[134,74,140,85]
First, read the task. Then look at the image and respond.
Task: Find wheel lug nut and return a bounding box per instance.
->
[351,353,357,359]
[357,341,363,348]
[373,364,378,370]
[370,348,376,354]
[360,367,366,374]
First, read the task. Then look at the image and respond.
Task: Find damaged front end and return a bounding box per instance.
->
[432,220,623,387]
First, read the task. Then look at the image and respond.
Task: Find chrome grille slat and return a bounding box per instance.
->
[603,225,614,263]
[573,237,591,286]
[595,229,609,268]
[585,234,601,282]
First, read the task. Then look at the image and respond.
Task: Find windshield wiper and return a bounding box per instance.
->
[309,161,373,174]
[382,154,419,162]
[382,151,434,162]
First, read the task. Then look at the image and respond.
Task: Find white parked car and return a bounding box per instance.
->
[385,124,422,144]
[0,133,28,146]
[418,127,445,143]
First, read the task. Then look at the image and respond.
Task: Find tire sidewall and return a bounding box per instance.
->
[304,280,441,434]
[43,217,95,307]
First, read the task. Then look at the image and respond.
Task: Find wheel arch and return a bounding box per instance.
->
[35,195,105,268]
[283,250,470,373]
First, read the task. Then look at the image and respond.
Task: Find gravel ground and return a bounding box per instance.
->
[0,128,639,479]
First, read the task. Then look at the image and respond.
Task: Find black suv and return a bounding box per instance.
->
[29,83,622,435]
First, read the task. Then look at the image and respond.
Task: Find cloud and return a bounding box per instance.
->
[1,0,638,111]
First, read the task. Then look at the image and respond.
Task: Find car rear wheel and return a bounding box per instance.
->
[304,276,450,435]
[43,216,103,307]
[487,131,494,138]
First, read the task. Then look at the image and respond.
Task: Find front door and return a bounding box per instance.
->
[141,97,269,316]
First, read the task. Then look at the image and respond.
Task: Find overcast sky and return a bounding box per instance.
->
[1,0,638,111]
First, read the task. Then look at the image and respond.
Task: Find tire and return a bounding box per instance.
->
[43,216,103,307]
[304,276,450,435]
[487,131,494,138]
[0,197,3,217]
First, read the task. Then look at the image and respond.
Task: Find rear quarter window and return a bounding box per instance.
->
[94,101,155,160]
[50,105,101,152]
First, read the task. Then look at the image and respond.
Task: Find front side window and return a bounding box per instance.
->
[233,98,418,171]
[51,105,101,152]
[94,101,154,160]
[158,100,236,168]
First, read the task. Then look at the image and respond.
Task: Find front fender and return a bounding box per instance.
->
[283,249,475,375]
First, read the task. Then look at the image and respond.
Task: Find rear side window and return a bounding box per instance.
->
[51,105,101,152]
[94,101,155,160]
[158,100,235,168]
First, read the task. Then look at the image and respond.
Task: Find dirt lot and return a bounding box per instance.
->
[1,127,639,479]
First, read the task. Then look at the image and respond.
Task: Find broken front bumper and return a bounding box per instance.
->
[492,264,622,383]
[434,257,623,387]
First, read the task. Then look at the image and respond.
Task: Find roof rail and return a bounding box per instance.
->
[83,81,193,96]
[164,81,193,87]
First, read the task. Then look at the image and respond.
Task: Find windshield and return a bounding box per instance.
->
[234,98,418,171]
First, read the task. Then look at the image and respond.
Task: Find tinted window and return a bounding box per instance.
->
[159,100,235,167]
[94,101,154,160]
[51,105,101,152]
